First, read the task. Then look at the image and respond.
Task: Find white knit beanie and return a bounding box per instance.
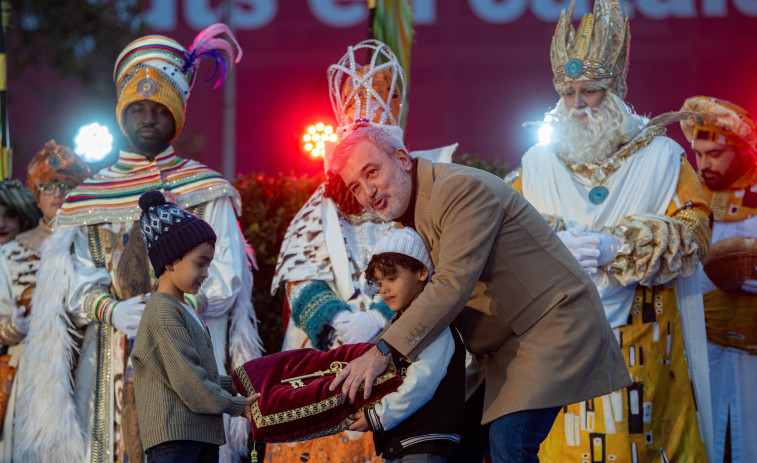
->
[370,227,434,276]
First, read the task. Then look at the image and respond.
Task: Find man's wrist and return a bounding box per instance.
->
[376,339,404,367]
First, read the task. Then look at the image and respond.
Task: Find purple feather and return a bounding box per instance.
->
[184,23,243,89]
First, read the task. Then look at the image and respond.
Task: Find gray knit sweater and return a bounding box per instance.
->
[132,292,247,449]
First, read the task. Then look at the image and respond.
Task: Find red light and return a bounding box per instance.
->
[301,122,336,161]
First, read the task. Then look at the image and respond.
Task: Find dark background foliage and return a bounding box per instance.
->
[5,0,144,88]
[234,172,325,354]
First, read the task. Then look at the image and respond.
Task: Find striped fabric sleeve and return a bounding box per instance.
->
[365,405,383,431]
[83,285,118,325]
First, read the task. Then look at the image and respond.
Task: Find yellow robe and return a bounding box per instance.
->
[512,151,712,462]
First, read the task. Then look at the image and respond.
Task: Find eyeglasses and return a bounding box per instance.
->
[38,183,74,196]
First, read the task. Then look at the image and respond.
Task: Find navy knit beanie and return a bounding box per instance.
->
[138,190,216,277]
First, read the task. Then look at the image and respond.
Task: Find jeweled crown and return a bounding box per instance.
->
[550,0,630,99]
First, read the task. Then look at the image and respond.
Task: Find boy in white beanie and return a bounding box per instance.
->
[349,227,465,462]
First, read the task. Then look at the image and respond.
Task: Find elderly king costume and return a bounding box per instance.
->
[509,0,714,460]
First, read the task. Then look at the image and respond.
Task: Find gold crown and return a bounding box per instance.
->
[550,0,630,98]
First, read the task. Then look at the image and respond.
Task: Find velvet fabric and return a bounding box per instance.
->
[232,343,402,443]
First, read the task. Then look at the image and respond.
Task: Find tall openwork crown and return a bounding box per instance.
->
[327,40,407,146]
[550,0,630,99]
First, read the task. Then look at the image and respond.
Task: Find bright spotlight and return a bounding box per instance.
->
[301,121,337,160]
[537,114,554,145]
[74,123,113,162]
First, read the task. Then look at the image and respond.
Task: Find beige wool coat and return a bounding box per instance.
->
[381,158,631,424]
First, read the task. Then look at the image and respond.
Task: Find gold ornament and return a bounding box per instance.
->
[550,0,630,98]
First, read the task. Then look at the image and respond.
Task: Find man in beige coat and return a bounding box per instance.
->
[328,126,630,462]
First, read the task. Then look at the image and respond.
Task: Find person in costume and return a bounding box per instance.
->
[327,117,630,463]
[0,141,89,461]
[132,190,258,463]
[269,40,456,462]
[506,0,715,460]
[14,25,263,463]
[680,96,757,463]
[352,227,465,462]
[0,180,39,245]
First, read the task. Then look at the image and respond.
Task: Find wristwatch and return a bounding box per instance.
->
[376,339,395,364]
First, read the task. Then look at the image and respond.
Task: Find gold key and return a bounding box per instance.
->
[281,361,347,389]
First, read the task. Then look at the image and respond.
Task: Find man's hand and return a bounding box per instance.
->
[348,411,369,432]
[328,346,390,404]
[243,393,260,421]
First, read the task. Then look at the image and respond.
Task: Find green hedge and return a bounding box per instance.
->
[234,172,325,354]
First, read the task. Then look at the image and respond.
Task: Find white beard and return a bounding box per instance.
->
[550,93,647,165]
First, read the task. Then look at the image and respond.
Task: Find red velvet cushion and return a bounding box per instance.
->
[232,342,402,443]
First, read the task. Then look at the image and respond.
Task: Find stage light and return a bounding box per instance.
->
[74,123,113,162]
[538,114,554,145]
[301,122,336,159]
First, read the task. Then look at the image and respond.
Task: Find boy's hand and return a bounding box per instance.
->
[348,411,369,432]
[243,393,260,421]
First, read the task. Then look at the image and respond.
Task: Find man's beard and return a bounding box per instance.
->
[550,93,646,166]
[371,162,411,220]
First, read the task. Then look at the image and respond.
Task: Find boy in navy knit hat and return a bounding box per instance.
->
[131,190,258,463]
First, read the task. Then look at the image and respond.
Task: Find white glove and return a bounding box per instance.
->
[557,226,623,273]
[331,309,388,344]
[557,225,601,273]
[112,294,148,339]
[743,269,757,293]
[591,232,623,267]
[11,304,30,335]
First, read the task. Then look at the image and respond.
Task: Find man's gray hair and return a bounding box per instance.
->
[329,125,406,174]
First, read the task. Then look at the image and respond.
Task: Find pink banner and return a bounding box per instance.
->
[10,1,757,178]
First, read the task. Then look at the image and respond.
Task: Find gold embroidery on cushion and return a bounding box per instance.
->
[246,364,398,429]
